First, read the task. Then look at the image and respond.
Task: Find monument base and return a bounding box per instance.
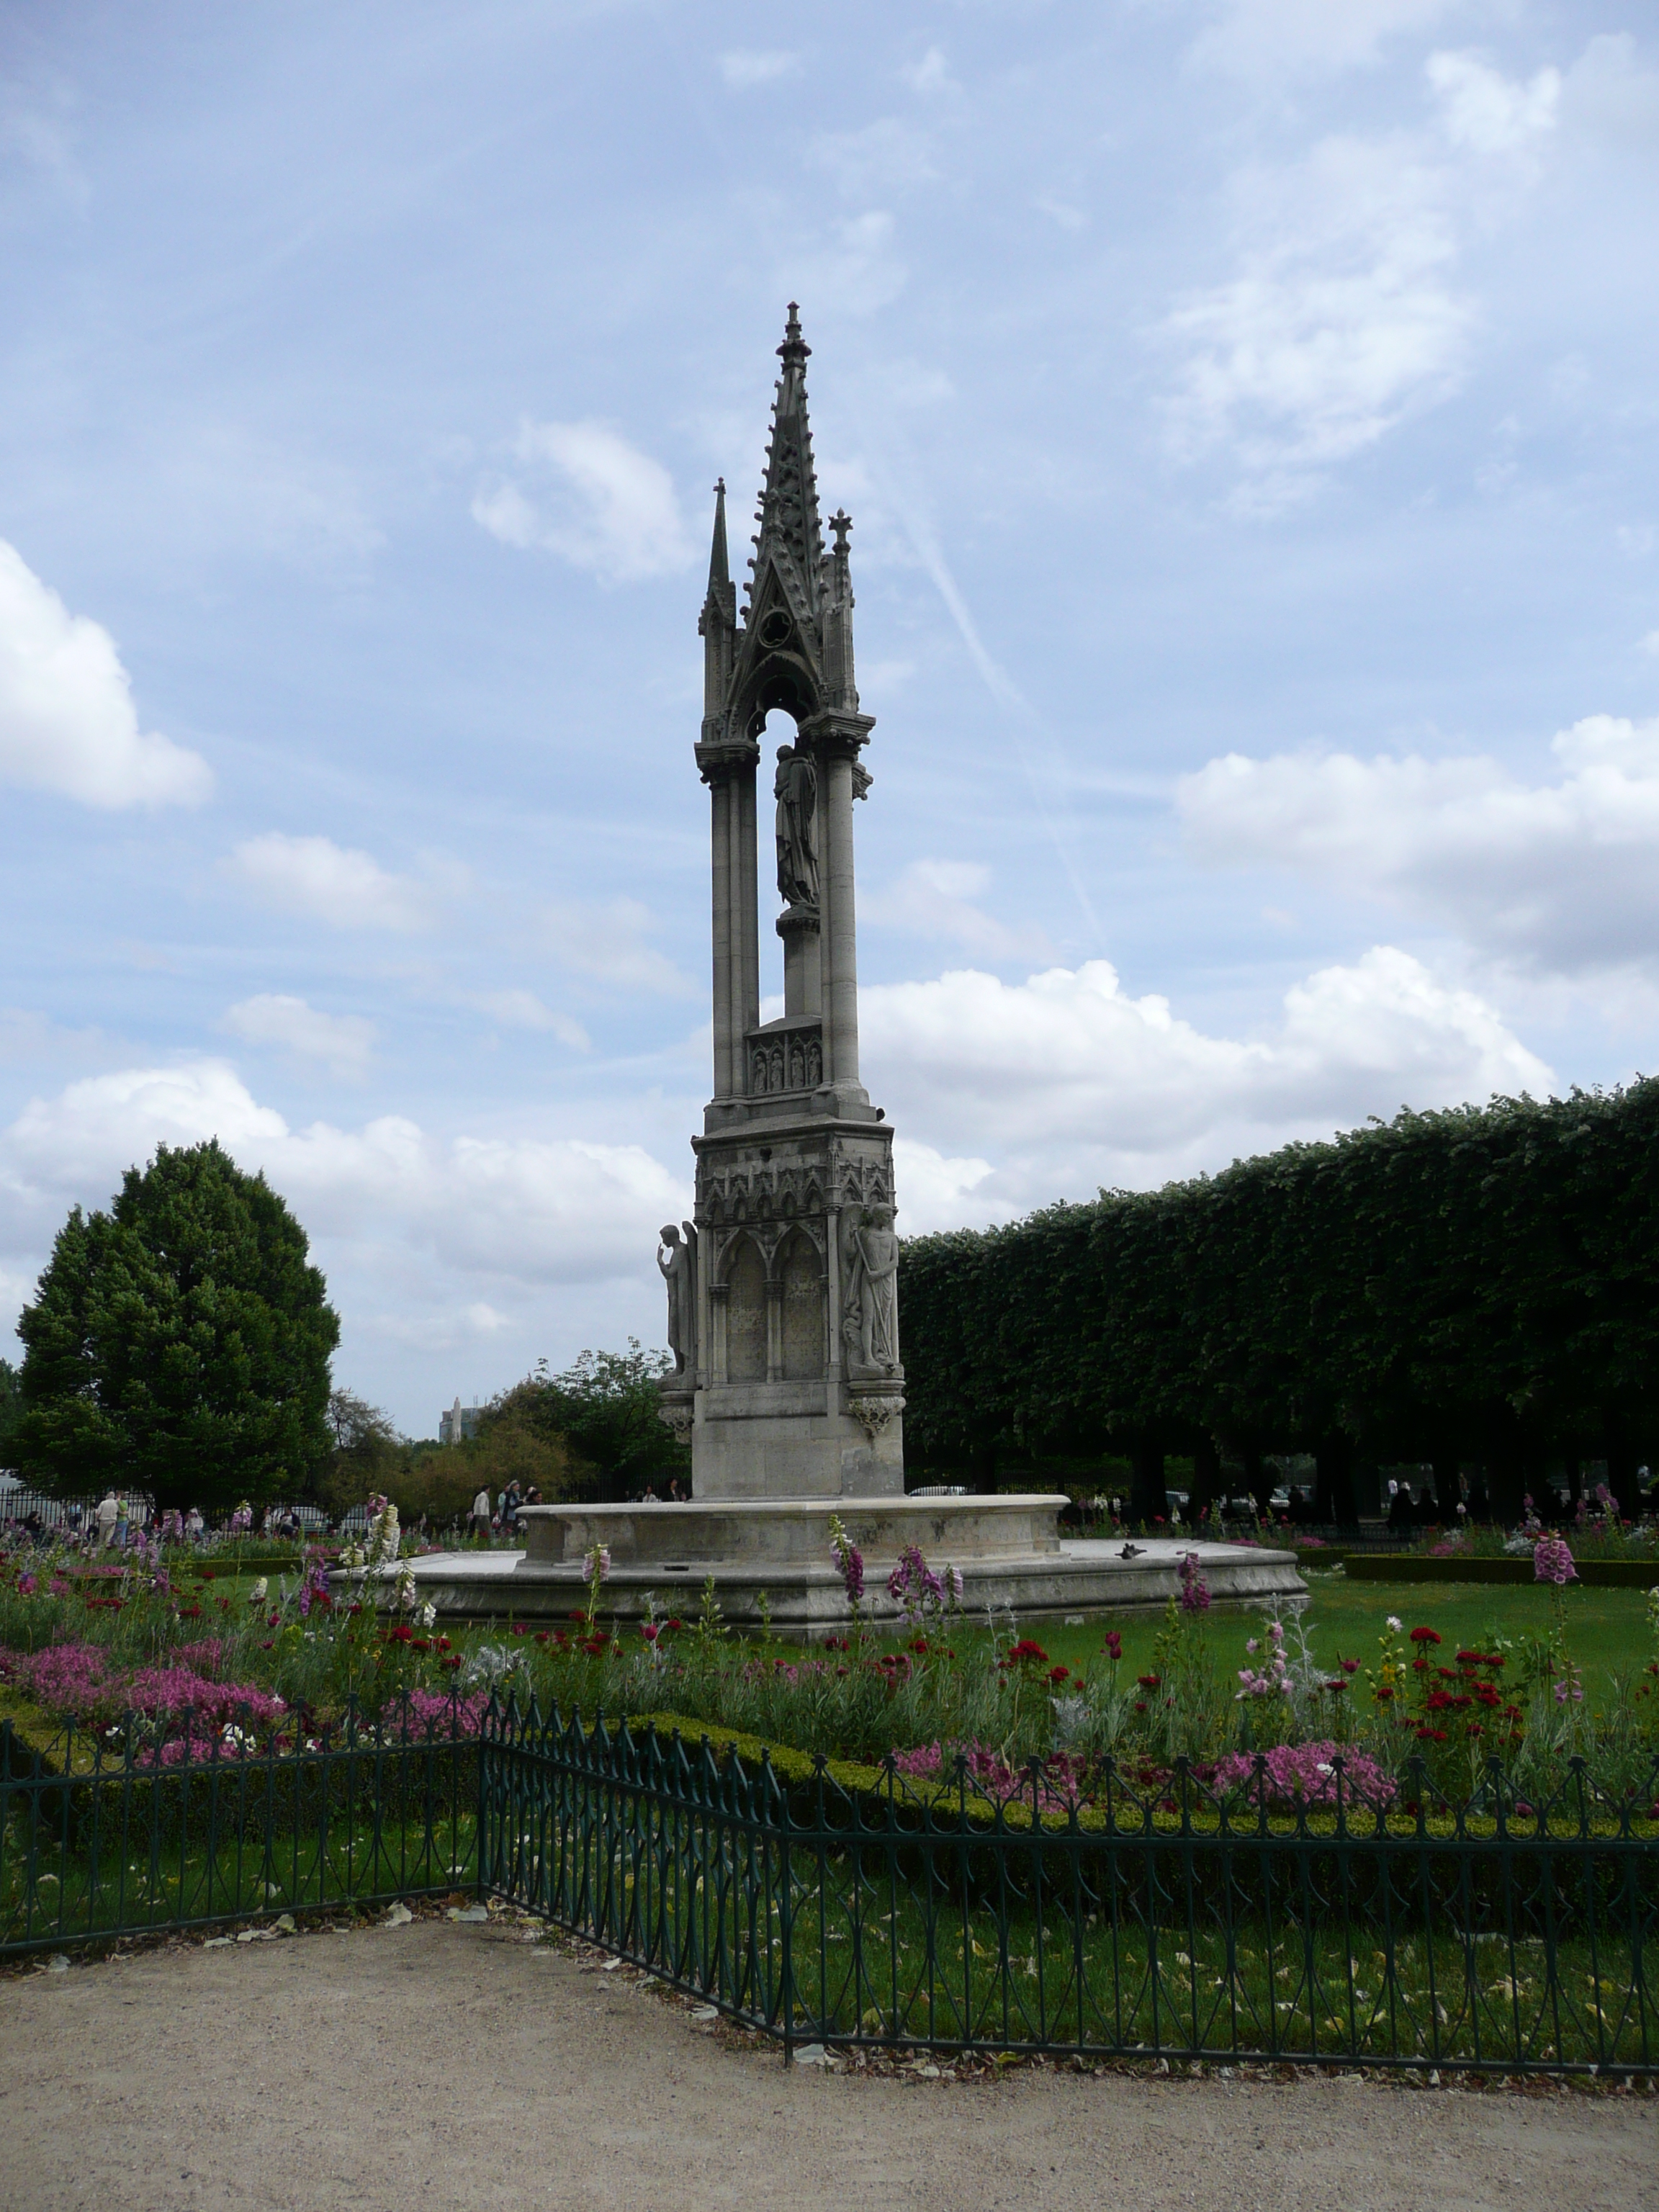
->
[392,1499,1307,1632]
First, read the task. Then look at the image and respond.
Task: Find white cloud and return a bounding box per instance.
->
[1162,48,1568,500]
[890,1136,998,1233]
[863,860,1054,961]
[475,990,591,1049]
[902,47,956,98]
[719,50,800,89]
[0,1060,687,1290]
[0,540,212,808]
[862,949,1549,1184]
[1177,716,1659,976]
[545,898,696,997]
[810,119,939,196]
[222,995,377,1079]
[1190,0,1462,80]
[230,833,435,932]
[1161,135,1471,485]
[1427,50,1560,155]
[788,212,908,319]
[472,420,692,585]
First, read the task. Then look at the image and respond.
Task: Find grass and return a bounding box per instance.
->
[994,1579,1658,1703]
[526,1827,1659,2073]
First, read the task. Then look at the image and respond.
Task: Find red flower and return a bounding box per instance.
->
[1102,1631,1123,1662]
[1409,1626,1442,1645]
[1047,1665,1071,1685]
[1339,1657,1359,1674]
[1136,1673,1161,1690]
[663,1619,684,1632]
[1007,1639,1049,1665]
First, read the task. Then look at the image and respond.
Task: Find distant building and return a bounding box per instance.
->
[439,1397,482,1446]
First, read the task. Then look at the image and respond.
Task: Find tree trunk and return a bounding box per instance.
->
[1190,1435,1222,1520]
[1129,1434,1169,1527]
[1429,1453,1462,1521]
[1313,1433,1358,1527]
[1244,1448,1273,1517]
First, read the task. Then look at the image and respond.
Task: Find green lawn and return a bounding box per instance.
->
[1007,1575,1657,1700]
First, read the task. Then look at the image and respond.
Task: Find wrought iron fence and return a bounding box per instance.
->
[480,1707,1659,2079]
[0,1707,478,1954]
[6,1696,1657,2080]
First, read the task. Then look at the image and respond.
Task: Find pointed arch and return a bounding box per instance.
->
[776,1226,825,1381]
[723,1234,768,1383]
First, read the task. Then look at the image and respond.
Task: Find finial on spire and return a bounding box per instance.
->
[778,302,810,365]
[830,509,852,557]
[707,478,729,591]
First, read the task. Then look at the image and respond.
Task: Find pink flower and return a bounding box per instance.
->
[1533,1534,1578,1588]
[1213,1742,1395,1810]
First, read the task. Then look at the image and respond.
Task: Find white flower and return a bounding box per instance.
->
[247,1578,268,1605]
[1386,1616,1403,1634]
[417,1601,437,1630]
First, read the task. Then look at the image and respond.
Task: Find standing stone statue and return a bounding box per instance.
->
[773,745,818,907]
[657,1222,698,1375]
[842,1205,899,1376]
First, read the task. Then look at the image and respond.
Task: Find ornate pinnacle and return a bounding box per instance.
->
[830,510,852,557]
[778,301,810,366]
[706,478,729,593]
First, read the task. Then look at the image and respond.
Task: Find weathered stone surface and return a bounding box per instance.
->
[402,1531,1308,1632]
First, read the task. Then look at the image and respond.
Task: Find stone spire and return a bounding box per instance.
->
[699,479,736,728]
[747,302,826,635]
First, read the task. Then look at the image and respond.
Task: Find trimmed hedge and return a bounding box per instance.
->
[899,1082,1659,1523]
[1341,1555,1659,1588]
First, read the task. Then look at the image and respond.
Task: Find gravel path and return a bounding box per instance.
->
[3,1915,1655,2212]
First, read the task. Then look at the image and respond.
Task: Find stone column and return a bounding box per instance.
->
[708,770,735,1097]
[821,748,860,1089]
[778,907,820,1017]
[734,758,760,1059]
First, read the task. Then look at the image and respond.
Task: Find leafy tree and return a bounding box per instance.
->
[899,1082,1659,1521]
[493,1339,688,1501]
[317,1388,406,1519]
[0,1357,21,1464]
[14,1141,338,1513]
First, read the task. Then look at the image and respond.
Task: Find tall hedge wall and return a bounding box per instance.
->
[896,1082,1659,1524]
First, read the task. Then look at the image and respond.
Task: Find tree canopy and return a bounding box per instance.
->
[14,1141,338,1512]
[899,1083,1659,1521]
[489,1340,688,1501]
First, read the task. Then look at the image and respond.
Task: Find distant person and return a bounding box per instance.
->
[96,1491,120,1549]
[668,1478,684,1503]
[1388,1483,1416,1534]
[470,1485,491,1539]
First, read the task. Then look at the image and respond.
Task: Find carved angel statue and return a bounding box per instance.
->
[842,1205,899,1377]
[657,1221,698,1375]
[773,745,818,908]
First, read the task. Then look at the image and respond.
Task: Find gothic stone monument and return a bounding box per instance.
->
[654,303,905,1499]
[397,310,1305,1629]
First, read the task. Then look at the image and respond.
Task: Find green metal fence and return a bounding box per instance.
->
[6,1696,1657,2080]
[0,1707,479,1953]
[481,1706,1659,2079]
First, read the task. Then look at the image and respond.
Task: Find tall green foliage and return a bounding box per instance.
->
[899,1084,1659,1519]
[14,1141,338,1511]
[492,1339,689,1501]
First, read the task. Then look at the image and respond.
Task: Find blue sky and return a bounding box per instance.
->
[2,1,1657,1434]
